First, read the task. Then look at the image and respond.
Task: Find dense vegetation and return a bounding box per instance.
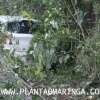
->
[0,0,100,100]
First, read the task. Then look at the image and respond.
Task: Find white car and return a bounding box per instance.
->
[0,16,38,56]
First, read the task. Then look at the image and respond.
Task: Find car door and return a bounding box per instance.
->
[4,20,34,56]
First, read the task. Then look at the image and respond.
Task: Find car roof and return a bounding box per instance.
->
[0,16,38,23]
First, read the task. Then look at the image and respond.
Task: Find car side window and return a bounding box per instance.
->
[7,22,20,33]
[19,20,30,33]
[7,20,39,34]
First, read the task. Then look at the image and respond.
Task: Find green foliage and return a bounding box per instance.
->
[0,0,100,99]
[32,95,42,100]
[21,10,32,18]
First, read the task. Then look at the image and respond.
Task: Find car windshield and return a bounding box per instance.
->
[7,20,38,33]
